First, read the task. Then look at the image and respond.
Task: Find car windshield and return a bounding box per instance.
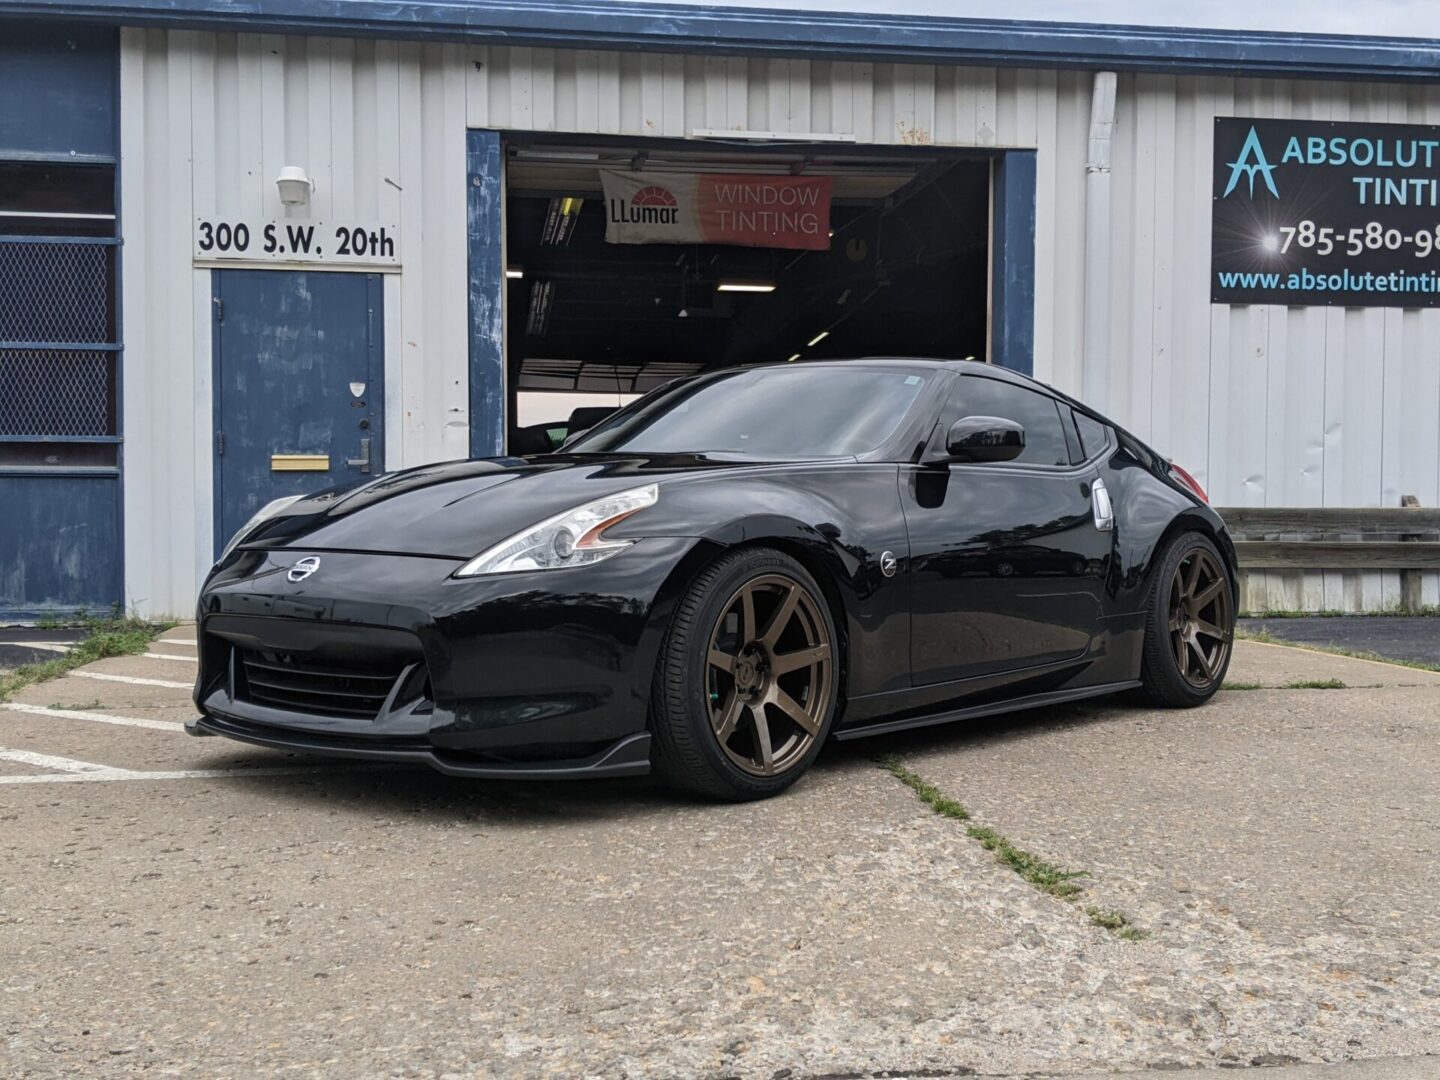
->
[565,366,931,459]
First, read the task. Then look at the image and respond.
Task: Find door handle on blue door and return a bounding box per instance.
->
[347,437,372,474]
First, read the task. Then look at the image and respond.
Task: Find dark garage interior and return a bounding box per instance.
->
[503,140,991,450]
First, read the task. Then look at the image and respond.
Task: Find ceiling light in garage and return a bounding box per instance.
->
[787,354,801,362]
[506,267,524,280]
[807,331,829,348]
[717,281,776,293]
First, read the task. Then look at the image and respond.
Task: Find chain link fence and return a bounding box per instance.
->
[0,239,115,439]
[0,348,112,436]
[0,241,111,343]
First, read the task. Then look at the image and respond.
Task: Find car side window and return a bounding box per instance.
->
[944,376,1072,468]
[1071,410,1111,461]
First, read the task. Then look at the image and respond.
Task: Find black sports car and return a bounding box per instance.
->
[190,359,1237,801]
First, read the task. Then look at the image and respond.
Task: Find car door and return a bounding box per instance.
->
[900,373,1110,686]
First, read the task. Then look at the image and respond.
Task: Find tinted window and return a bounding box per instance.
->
[1072,410,1110,460]
[949,376,1070,467]
[568,366,931,459]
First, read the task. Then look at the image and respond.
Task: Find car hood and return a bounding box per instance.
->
[237,453,769,559]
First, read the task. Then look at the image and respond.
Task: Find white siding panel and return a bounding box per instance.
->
[122,32,1440,614]
[121,28,468,617]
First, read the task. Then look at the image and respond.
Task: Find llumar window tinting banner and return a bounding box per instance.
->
[1212,117,1440,308]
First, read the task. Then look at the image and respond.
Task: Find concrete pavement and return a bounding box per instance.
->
[1,630,1438,1078]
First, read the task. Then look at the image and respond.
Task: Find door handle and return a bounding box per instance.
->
[347,436,372,474]
[1091,477,1114,532]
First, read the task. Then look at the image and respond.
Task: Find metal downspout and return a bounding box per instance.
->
[1082,71,1118,410]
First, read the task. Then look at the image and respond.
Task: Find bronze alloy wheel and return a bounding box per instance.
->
[1168,547,1234,688]
[704,573,833,777]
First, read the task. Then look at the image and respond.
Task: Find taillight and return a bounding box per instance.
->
[1169,461,1209,504]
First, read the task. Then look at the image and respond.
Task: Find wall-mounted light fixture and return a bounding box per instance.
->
[275,165,315,207]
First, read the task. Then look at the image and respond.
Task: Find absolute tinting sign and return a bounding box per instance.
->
[1212,117,1440,308]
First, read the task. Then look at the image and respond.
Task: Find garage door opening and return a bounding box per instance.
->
[502,139,992,452]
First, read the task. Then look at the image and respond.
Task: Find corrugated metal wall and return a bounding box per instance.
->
[120,29,1437,616]
[1108,74,1440,611]
[121,30,471,615]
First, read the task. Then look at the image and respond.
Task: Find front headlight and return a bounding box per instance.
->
[454,484,658,577]
[218,494,305,563]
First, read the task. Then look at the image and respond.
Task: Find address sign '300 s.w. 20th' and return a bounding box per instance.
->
[193,219,400,270]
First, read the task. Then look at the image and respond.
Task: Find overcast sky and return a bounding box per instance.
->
[636,0,1440,39]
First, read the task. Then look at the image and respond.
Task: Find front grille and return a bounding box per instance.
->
[237,649,408,720]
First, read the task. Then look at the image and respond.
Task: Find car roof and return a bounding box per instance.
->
[753,356,1038,385]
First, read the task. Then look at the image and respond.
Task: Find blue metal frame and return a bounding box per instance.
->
[8,1,1440,82]
[0,23,117,161]
[990,151,1036,377]
[0,236,120,246]
[467,129,505,459]
[0,24,122,619]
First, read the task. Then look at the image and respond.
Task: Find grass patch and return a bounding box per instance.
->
[0,608,172,704]
[1222,681,1264,691]
[882,755,971,820]
[1086,906,1147,941]
[1237,626,1440,674]
[965,824,1089,900]
[1281,678,1347,690]
[880,756,1119,914]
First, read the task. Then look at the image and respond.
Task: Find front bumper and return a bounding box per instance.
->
[193,537,710,776]
[185,713,652,779]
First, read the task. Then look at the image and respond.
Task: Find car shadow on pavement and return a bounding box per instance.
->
[201,696,1133,822]
[822,694,1131,766]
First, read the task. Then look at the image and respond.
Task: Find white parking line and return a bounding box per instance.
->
[0,747,125,775]
[8,642,72,654]
[160,638,198,646]
[2,702,186,732]
[0,764,378,785]
[72,671,192,690]
[145,652,198,663]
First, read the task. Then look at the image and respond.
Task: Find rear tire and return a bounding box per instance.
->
[1138,531,1236,707]
[650,547,839,801]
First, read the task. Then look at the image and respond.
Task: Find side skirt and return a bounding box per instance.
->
[831,680,1143,742]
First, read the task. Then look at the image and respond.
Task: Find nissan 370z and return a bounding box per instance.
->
[190,359,1238,801]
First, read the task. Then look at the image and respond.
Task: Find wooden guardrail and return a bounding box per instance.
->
[1215,503,1440,611]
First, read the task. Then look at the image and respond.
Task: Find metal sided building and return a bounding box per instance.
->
[2,2,1440,621]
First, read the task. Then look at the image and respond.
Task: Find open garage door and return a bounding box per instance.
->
[501,138,992,452]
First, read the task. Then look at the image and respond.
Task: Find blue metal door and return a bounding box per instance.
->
[213,270,383,556]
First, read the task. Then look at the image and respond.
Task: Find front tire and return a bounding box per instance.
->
[1138,531,1236,707]
[650,547,839,801]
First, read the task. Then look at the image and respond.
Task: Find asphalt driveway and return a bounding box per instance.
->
[0,627,87,673]
[1239,616,1440,667]
[2,631,1439,1078]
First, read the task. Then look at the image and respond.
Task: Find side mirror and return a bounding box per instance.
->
[945,415,1025,463]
